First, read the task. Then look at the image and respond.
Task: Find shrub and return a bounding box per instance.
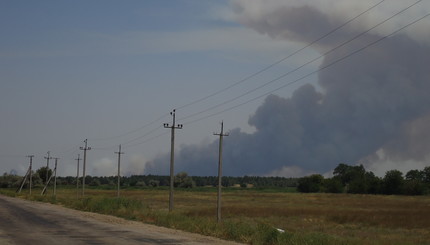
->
[298,174,324,193]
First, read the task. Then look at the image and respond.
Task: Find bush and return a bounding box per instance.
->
[298,175,324,193]
[149,179,160,187]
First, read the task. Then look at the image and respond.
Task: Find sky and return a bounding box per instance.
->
[1,0,430,178]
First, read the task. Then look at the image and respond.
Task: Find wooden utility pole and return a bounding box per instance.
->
[214,121,228,223]
[80,139,91,196]
[163,109,183,212]
[114,145,124,198]
[44,151,52,184]
[75,154,81,198]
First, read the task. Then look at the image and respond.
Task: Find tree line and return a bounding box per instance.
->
[1,168,298,189]
[3,163,429,195]
[297,163,430,195]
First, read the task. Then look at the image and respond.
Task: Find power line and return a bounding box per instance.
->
[93,2,427,150]
[88,117,168,151]
[63,0,387,151]
[175,0,386,111]
[182,9,430,126]
[91,125,164,150]
[89,113,170,142]
[8,2,426,167]
[178,0,424,124]
[86,0,387,150]
[120,125,163,146]
[122,131,169,149]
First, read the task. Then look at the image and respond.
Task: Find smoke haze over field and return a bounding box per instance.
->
[146,0,430,176]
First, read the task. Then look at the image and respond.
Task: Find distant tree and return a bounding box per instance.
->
[365,171,383,194]
[297,174,324,193]
[333,163,350,184]
[383,170,404,195]
[403,179,426,195]
[332,163,379,194]
[135,181,146,187]
[334,164,365,185]
[36,167,52,184]
[0,173,22,188]
[405,170,424,181]
[174,172,195,188]
[422,167,430,184]
[31,171,43,187]
[89,178,101,186]
[148,179,160,187]
[323,177,344,193]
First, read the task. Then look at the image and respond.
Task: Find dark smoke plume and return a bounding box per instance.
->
[145,2,430,176]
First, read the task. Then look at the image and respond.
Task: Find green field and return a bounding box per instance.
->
[3,187,430,245]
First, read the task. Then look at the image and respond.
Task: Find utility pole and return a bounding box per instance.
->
[214,121,228,223]
[27,155,33,195]
[114,145,124,198]
[40,158,59,196]
[75,154,81,198]
[163,109,183,212]
[17,155,34,194]
[80,139,91,196]
[53,158,59,197]
[44,151,52,184]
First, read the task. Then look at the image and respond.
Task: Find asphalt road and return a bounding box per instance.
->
[0,195,240,245]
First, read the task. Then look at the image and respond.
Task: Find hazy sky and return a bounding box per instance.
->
[1,0,429,178]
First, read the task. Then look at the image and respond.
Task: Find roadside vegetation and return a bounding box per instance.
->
[1,163,430,244]
[1,186,429,244]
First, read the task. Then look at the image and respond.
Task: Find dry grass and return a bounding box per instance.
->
[8,187,430,244]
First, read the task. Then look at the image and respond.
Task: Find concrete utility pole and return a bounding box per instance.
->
[114,145,124,198]
[163,109,183,212]
[214,121,228,223]
[80,139,91,196]
[44,151,52,184]
[53,158,59,196]
[41,159,56,196]
[17,155,34,194]
[27,155,33,195]
[75,154,81,198]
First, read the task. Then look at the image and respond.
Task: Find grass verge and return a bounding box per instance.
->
[2,187,430,245]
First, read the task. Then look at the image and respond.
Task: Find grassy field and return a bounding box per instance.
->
[3,187,430,245]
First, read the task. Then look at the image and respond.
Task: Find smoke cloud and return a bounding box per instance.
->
[145,1,430,176]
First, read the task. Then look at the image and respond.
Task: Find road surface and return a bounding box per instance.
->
[0,195,241,245]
